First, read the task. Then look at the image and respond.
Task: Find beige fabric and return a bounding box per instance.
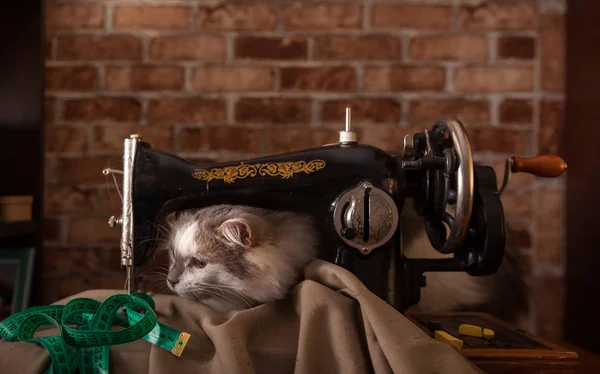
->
[0,260,481,374]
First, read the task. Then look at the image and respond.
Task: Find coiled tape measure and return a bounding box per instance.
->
[0,292,191,374]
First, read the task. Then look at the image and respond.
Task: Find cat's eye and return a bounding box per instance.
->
[189,257,207,268]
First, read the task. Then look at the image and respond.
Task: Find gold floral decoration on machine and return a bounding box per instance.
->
[192,160,327,184]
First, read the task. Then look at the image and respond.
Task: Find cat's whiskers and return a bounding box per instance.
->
[159,224,176,245]
[138,268,168,276]
[190,282,261,325]
[138,237,170,248]
[147,277,171,294]
[189,288,227,304]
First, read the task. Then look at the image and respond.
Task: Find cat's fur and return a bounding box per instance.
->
[162,205,318,313]
[163,204,529,323]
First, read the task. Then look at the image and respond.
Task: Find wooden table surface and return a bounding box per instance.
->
[405,312,598,374]
[557,341,600,374]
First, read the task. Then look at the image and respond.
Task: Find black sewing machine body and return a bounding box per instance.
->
[132,142,405,303]
[113,117,512,312]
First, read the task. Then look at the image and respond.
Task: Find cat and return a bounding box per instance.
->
[161,204,529,324]
[162,205,318,313]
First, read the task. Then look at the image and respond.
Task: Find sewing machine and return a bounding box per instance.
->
[102,109,567,313]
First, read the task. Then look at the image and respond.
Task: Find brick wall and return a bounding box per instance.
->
[43,0,566,340]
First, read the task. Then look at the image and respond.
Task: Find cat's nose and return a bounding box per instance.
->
[167,277,179,286]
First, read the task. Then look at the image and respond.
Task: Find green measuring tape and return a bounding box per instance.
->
[0,292,191,374]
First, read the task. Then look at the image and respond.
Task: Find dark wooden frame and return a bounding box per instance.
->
[0,1,45,308]
[565,0,600,354]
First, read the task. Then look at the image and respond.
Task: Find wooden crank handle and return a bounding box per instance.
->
[511,155,567,178]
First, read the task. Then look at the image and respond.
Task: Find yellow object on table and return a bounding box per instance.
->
[459,324,483,338]
[457,323,495,340]
[483,328,495,339]
[435,330,464,351]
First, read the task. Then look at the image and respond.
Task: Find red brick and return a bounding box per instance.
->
[314,35,402,60]
[454,67,534,92]
[45,127,86,154]
[371,5,452,30]
[507,226,532,248]
[197,3,277,30]
[501,191,533,219]
[105,66,183,91]
[537,234,562,264]
[192,67,273,92]
[45,185,106,214]
[541,13,565,92]
[459,3,538,30]
[500,99,533,124]
[236,98,311,125]
[468,128,528,154]
[113,6,191,30]
[148,98,227,124]
[179,127,260,154]
[57,272,127,299]
[94,126,173,153]
[265,129,339,154]
[45,98,55,122]
[64,98,142,122]
[45,66,98,92]
[149,35,225,61]
[56,35,142,61]
[540,100,565,155]
[56,157,118,184]
[45,38,53,60]
[364,66,445,91]
[235,37,307,60]
[536,188,564,234]
[102,188,122,214]
[498,36,535,60]
[322,99,401,124]
[359,126,422,153]
[68,217,121,246]
[283,4,361,30]
[409,35,487,61]
[46,5,103,30]
[409,99,490,125]
[281,67,355,92]
[533,275,565,340]
[517,251,533,277]
[43,247,112,277]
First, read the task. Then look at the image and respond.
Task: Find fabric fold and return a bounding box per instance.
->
[0,260,481,374]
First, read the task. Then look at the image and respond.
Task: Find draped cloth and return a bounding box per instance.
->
[0,259,481,373]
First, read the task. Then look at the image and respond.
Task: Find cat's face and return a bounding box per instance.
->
[164,209,264,312]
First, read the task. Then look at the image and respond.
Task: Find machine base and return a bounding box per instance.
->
[406,312,579,374]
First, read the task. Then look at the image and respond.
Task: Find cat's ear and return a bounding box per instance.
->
[218,218,254,248]
[164,211,180,227]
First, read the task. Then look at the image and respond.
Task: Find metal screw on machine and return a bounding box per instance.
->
[108,215,122,227]
[341,227,356,239]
